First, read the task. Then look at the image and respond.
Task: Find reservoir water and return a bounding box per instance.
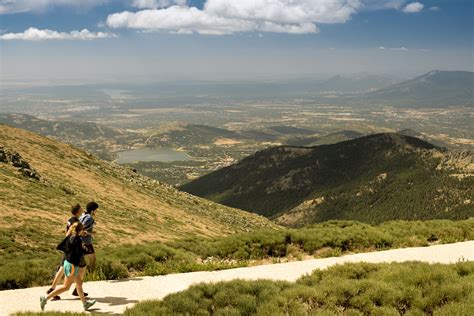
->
[117,148,189,163]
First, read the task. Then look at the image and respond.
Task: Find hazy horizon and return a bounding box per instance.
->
[1,0,473,84]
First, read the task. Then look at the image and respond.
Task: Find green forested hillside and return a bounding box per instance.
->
[181,133,473,226]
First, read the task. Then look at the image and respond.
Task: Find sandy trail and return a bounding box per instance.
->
[1,241,473,315]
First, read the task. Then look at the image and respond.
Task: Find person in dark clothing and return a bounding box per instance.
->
[46,204,88,300]
[80,201,99,272]
[40,222,96,311]
[67,208,89,297]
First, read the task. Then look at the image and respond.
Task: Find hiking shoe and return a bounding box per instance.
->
[83,299,96,311]
[40,296,47,311]
[72,288,88,297]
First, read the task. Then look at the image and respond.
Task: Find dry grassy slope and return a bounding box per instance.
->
[0,124,277,252]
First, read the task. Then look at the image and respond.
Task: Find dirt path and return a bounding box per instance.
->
[1,241,473,315]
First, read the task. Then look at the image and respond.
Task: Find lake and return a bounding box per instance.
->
[117,148,190,163]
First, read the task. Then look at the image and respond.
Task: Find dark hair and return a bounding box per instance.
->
[86,201,99,213]
[71,204,81,215]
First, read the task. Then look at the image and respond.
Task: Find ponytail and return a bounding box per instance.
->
[66,222,85,237]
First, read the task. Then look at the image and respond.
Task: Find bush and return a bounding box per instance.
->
[88,260,129,281]
[2,219,472,290]
[124,280,289,316]
[0,259,58,290]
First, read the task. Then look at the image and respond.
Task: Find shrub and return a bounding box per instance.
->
[87,260,129,281]
[2,219,472,290]
[0,259,57,290]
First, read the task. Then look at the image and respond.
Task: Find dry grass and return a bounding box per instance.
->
[0,124,277,252]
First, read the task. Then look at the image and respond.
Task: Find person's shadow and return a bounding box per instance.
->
[109,278,143,283]
[94,296,139,306]
[85,310,112,314]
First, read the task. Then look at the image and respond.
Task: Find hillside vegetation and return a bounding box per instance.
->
[168,220,473,261]
[181,133,473,225]
[0,124,275,287]
[3,219,472,290]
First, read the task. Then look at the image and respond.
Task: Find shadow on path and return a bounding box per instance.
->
[95,296,139,306]
[85,308,111,314]
[109,278,143,283]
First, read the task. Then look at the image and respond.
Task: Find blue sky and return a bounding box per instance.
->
[1,0,472,82]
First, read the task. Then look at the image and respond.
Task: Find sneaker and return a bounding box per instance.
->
[40,296,47,311]
[83,299,96,311]
[72,288,88,297]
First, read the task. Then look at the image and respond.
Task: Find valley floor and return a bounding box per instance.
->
[1,241,473,315]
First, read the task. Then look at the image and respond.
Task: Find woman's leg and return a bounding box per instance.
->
[46,275,74,300]
[74,273,86,304]
[75,271,97,311]
[72,256,88,296]
[50,266,64,289]
[77,266,86,286]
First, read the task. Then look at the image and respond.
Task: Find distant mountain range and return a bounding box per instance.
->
[358,71,474,107]
[314,74,399,93]
[181,134,474,226]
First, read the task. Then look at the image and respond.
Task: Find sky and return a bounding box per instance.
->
[0,0,473,83]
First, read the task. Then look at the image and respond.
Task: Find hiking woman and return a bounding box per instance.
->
[40,222,96,311]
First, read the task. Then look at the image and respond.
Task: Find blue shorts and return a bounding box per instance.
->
[63,260,79,277]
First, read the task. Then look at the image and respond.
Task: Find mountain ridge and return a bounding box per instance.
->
[359,70,474,107]
[181,133,473,226]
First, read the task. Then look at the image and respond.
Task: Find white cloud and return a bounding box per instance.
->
[107,0,432,35]
[378,46,386,50]
[0,0,108,14]
[107,0,368,35]
[0,27,117,41]
[390,46,409,51]
[107,7,256,35]
[362,0,406,10]
[131,0,186,9]
[429,6,439,11]
[203,0,360,24]
[402,2,424,13]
